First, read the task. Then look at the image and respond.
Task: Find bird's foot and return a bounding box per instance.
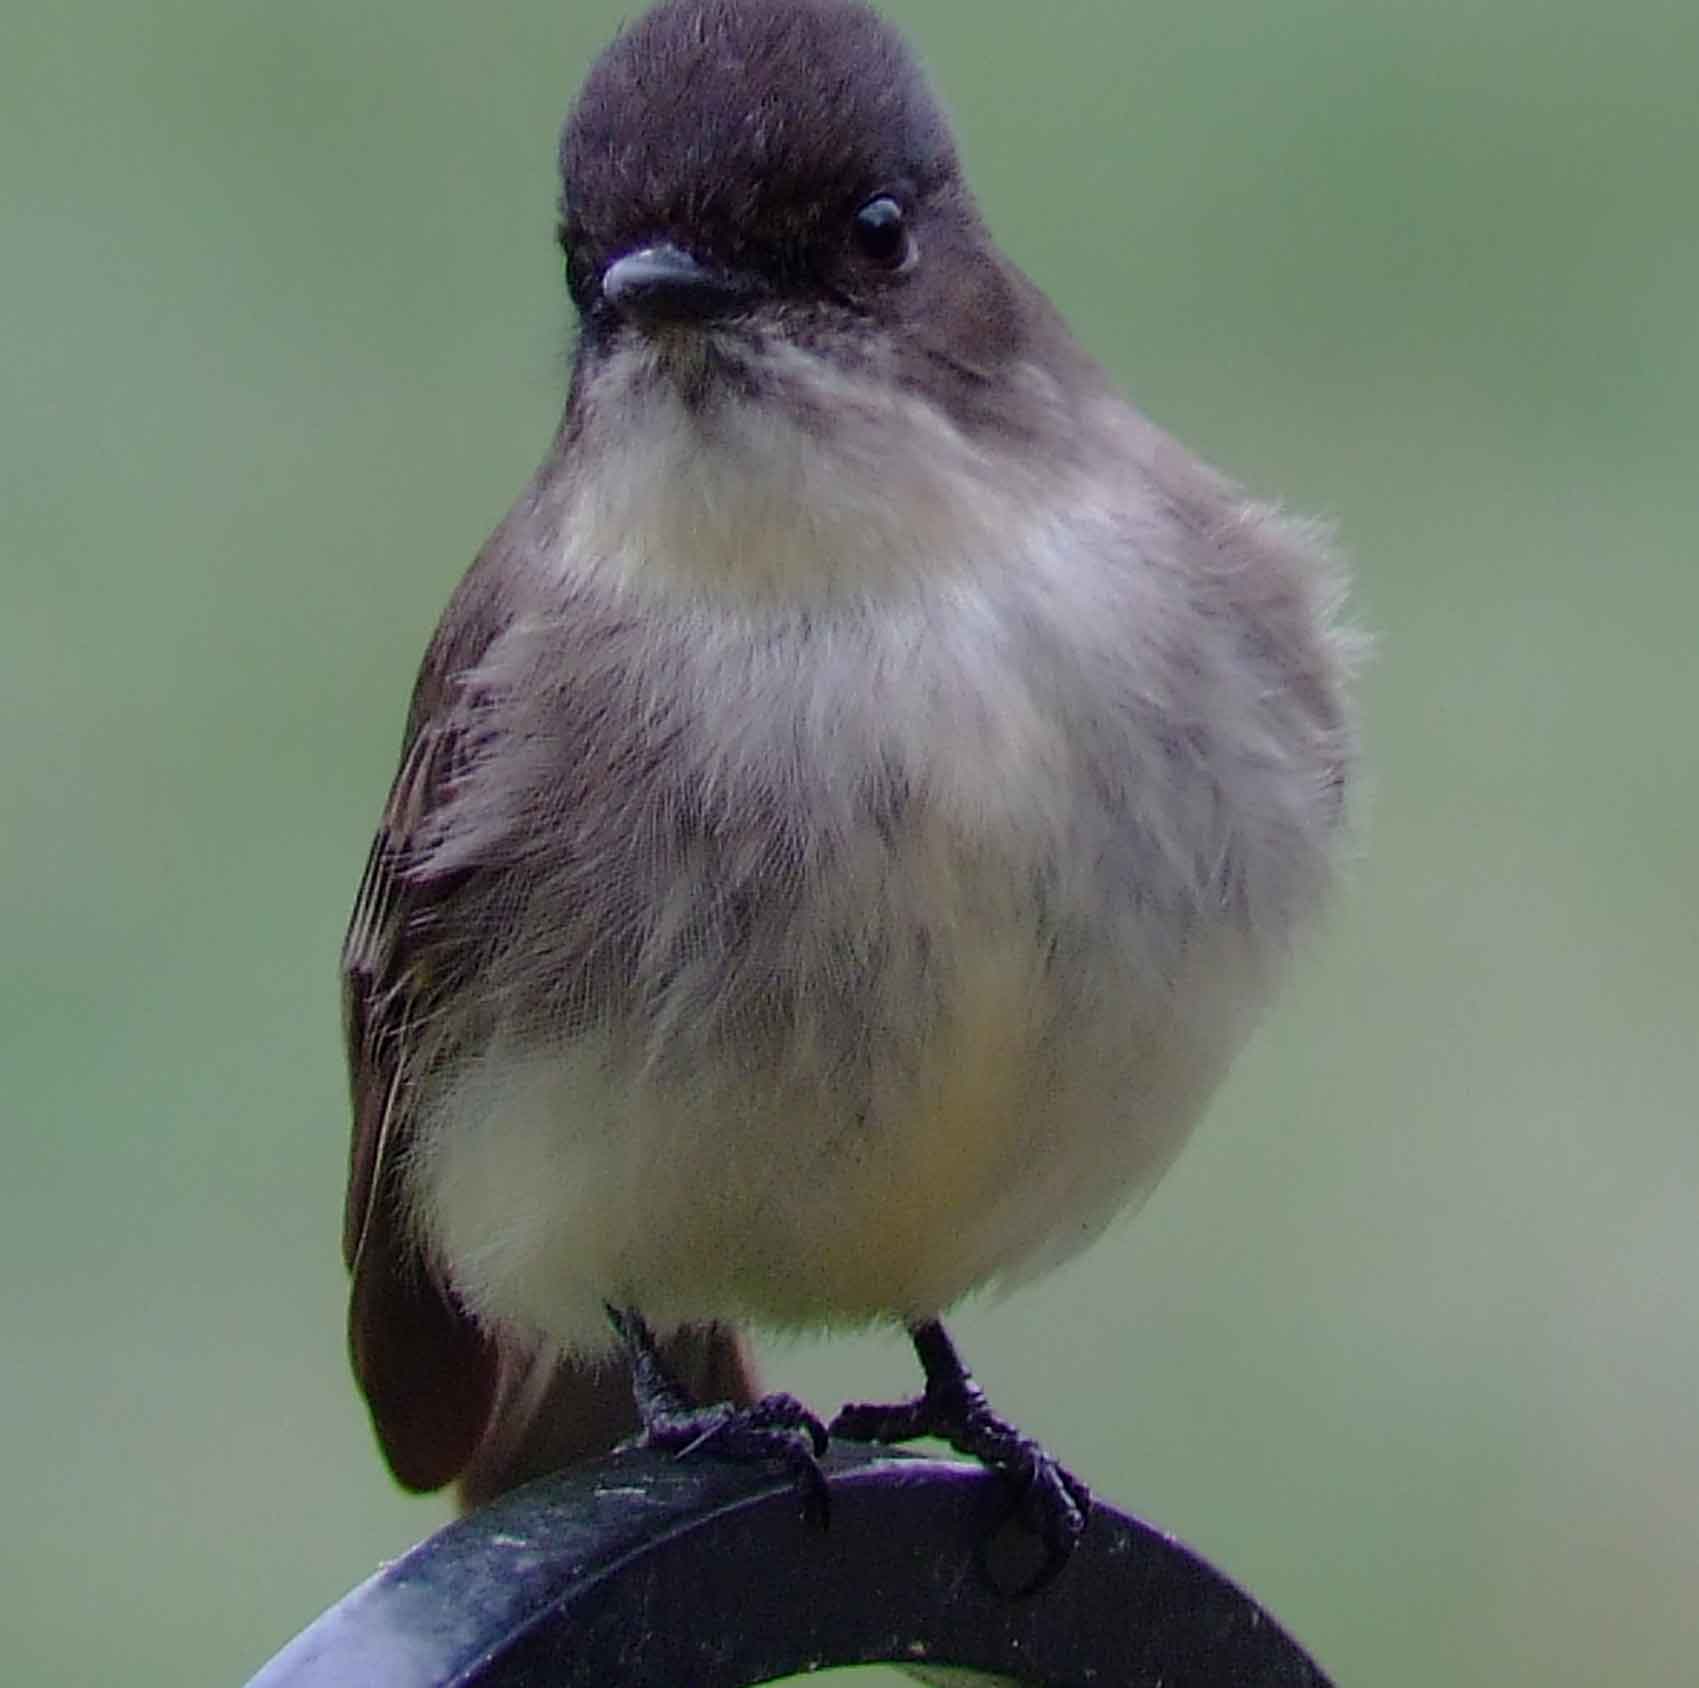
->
[627,1392,831,1525]
[831,1323,1091,1595]
[607,1305,829,1525]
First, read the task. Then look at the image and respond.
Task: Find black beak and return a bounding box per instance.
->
[602,244,755,327]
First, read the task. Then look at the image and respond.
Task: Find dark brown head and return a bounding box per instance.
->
[555,0,1073,431]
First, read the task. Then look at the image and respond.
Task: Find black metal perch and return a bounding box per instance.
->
[246,1445,1332,1686]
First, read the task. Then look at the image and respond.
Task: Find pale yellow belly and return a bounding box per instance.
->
[416,921,1265,1354]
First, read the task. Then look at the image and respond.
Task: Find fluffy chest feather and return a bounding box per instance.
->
[408,373,1348,1352]
[416,563,1262,1350]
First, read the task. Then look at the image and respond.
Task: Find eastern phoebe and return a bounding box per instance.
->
[343,0,1358,1578]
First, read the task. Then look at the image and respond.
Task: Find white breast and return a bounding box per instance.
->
[411,349,1347,1359]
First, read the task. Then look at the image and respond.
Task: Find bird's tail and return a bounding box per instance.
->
[454,1323,759,1513]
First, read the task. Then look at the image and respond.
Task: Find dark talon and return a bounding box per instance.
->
[830,1319,1092,1596]
[741,1391,830,1456]
[609,1306,831,1527]
[983,1440,1091,1597]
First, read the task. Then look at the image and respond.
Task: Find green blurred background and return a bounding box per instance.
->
[4,0,1695,1682]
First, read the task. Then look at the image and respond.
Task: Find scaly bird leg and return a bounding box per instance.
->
[607,1305,830,1525]
[831,1318,1091,1593]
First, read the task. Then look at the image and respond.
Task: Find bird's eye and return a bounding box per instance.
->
[851,196,913,270]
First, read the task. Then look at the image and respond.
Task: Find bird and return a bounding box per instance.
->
[341,0,1358,1582]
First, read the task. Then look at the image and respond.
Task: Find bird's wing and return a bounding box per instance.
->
[341,599,504,1493]
[339,549,760,1501]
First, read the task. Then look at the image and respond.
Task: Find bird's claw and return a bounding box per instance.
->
[831,1376,1090,1596]
[632,1392,832,1528]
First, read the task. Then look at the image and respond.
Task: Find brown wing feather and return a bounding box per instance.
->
[342,700,502,1492]
[341,549,761,1502]
[341,542,531,1492]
